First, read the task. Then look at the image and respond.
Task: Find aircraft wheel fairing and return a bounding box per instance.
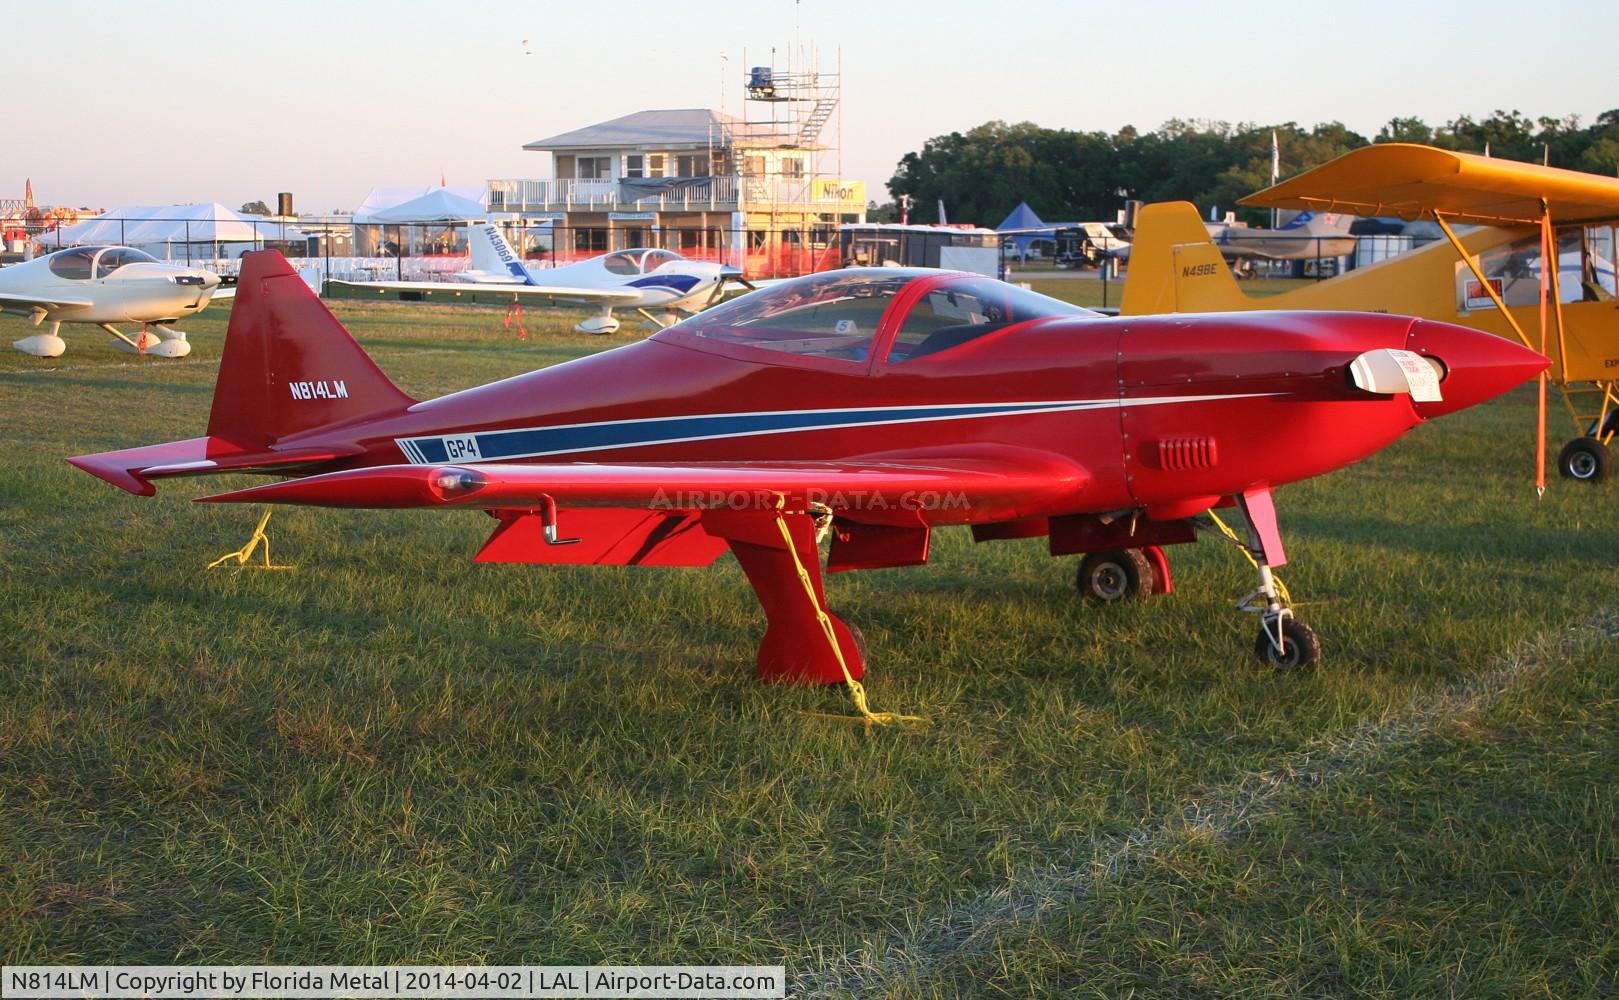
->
[1076,549,1154,602]
[110,337,192,358]
[12,333,67,357]
[576,314,621,335]
[1255,618,1320,671]
[1558,437,1612,483]
[145,339,192,359]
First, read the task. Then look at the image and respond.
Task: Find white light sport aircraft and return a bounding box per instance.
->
[335,224,743,334]
[2,245,226,358]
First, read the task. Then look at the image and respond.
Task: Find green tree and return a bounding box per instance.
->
[1376,117,1434,144]
[886,110,1613,227]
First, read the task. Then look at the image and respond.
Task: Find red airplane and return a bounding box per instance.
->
[70,251,1545,680]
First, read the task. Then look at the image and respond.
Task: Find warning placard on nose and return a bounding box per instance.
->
[1390,349,1443,402]
[1349,348,1443,402]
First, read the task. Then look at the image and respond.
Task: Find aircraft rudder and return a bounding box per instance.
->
[470,223,532,283]
[207,250,415,447]
[1120,201,1249,315]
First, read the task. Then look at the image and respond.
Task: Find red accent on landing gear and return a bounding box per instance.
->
[702,510,866,685]
[1238,487,1287,567]
[1141,544,1173,595]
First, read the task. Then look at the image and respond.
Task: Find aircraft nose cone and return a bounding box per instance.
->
[1405,319,1549,419]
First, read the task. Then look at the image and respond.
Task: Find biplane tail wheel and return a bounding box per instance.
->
[1076,549,1154,602]
[1557,437,1612,483]
[1254,618,1320,671]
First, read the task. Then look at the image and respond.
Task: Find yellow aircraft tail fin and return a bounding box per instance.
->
[1120,201,1250,315]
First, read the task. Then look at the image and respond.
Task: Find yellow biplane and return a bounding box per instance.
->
[1121,143,1619,484]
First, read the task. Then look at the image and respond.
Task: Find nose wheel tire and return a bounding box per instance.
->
[1558,437,1612,483]
[1254,618,1320,671]
[1076,549,1155,602]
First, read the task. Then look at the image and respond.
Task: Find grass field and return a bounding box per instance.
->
[1,299,1616,997]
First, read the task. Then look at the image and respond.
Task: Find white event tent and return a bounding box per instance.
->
[365,188,488,224]
[351,186,487,224]
[350,185,489,258]
[49,203,297,260]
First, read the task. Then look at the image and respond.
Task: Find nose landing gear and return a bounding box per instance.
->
[1240,558,1319,671]
[1209,488,1320,671]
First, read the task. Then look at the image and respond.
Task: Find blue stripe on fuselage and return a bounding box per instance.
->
[628,274,701,295]
[396,400,1103,465]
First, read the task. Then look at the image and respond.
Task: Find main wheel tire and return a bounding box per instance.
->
[1076,549,1154,603]
[1557,437,1613,483]
[1254,618,1320,671]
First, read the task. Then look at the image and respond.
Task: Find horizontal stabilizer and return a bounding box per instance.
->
[68,436,363,496]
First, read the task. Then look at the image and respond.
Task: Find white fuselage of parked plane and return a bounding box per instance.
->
[340,224,737,333]
[1,245,224,357]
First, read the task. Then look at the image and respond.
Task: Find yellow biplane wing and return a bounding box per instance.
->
[1239,142,1619,226]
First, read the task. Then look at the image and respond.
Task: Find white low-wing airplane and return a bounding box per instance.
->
[335,223,742,334]
[2,245,226,358]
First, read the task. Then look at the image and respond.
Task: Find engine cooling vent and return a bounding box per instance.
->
[1156,436,1219,471]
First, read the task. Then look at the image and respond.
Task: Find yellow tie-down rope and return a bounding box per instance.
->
[206,507,294,571]
[772,506,923,727]
[1204,509,1290,604]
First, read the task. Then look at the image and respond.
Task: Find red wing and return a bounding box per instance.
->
[196,447,1088,526]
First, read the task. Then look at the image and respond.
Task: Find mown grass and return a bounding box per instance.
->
[1,299,1615,997]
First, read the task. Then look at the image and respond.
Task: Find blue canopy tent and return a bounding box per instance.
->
[996,201,1054,255]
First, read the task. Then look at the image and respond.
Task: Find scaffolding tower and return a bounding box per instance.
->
[709,46,844,273]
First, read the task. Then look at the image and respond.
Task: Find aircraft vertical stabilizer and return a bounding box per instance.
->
[469,224,534,284]
[208,251,416,447]
[1121,201,1251,316]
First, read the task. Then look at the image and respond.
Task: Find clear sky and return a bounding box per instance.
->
[6,0,1612,213]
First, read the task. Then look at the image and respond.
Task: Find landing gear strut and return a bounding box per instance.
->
[1220,488,1320,671]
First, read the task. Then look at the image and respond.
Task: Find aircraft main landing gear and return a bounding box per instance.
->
[12,320,66,357]
[576,307,620,335]
[1075,548,1155,601]
[103,322,191,358]
[1557,436,1612,482]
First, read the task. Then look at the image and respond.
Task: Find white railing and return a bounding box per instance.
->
[488,176,743,211]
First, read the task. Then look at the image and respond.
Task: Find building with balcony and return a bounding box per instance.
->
[488,103,866,276]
